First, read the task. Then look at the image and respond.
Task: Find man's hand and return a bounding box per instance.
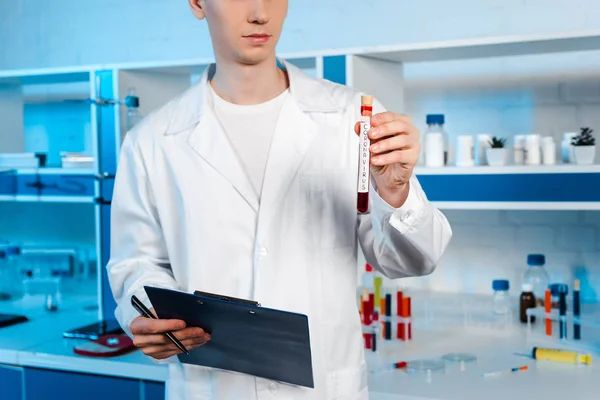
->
[355,111,421,208]
[130,309,210,359]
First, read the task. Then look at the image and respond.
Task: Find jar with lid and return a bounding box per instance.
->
[425,114,449,167]
[492,279,510,315]
[523,254,550,307]
[519,283,536,323]
[0,241,22,301]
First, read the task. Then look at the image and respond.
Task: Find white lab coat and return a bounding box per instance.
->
[107,60,452,400]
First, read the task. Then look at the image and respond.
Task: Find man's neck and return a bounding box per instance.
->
[210,57,289,106]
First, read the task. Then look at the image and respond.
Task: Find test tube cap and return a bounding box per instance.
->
[361,95,373,106]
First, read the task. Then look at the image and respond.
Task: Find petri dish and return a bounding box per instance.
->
[442,353,477,372]
[405,359,445,375]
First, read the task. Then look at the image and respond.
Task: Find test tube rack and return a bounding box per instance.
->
[359,265,413,352]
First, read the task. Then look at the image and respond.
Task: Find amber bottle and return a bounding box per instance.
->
[520,283,537,323]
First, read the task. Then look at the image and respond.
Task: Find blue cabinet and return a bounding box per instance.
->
[143,380,166,400]
[16,173,95,198]
[23,367,165,400]
[0,364,23,400]
[24,368,140,400]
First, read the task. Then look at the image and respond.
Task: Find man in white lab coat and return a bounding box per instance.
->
[107,0,452,399]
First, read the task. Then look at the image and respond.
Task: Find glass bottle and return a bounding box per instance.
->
[492,279,510,315]
[519,283,536,323]
[425,114,449,166]
[125,88,142,132]
[523,254,550,307]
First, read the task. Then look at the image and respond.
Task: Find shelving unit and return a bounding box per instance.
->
[1,29,599,328]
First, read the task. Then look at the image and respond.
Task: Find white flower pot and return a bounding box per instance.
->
[573,146,596,165]
[486,148,507,166]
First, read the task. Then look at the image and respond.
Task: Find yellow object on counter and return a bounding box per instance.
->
[374,277,383,310]
[533,347,592,365]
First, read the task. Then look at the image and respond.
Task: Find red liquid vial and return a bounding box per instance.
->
[357,95,373,213]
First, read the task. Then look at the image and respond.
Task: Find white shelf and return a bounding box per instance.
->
[15,168,96,176]
[356,30,600,63]
[431,201,600,211]
[0,195,96,204]
[415,164,600,175]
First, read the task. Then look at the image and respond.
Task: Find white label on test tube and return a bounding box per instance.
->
[358,116,371,193]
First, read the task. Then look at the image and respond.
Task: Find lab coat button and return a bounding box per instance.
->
[260,247,269,256]
[269,381,279,393]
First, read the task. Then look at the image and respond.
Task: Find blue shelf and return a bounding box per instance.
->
[415,165,600,210]
[0,169,96,203]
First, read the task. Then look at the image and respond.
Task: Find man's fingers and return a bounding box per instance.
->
[371,112,411,127]
[370,135,413,155]
[371,149,420,167]
[369,120,413,140]
[132,327,208,347]
[141,337,210,358]
[130,316,186,335]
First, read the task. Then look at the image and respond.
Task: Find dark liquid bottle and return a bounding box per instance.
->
[520,284,536,323]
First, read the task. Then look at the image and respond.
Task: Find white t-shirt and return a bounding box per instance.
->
[209,84,289,201]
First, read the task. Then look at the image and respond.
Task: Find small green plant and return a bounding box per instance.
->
[488,136,507,148]
[571,127,595,146]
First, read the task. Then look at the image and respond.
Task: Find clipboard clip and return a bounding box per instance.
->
[194,290,261,307]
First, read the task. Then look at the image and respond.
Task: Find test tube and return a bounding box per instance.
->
[385,294,392,340]
[357,95,373,213]
[574,279,581,340]
[396,291,403,340]
[559,286,567,340]
[545,289,552,336]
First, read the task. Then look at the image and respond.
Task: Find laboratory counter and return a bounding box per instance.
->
[0,289,598,400]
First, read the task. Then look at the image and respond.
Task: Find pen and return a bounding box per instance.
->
[131,295,189,355]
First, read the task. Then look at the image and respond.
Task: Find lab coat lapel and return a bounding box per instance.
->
[186,110,259,213]
[258,95,317,221]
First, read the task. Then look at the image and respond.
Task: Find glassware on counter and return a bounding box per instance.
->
[492,279,510,315]
[523,254,550,307]
[0,241,22,301]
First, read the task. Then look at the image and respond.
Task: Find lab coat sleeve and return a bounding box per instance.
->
[106,133,181,340]
[357,98,452,279]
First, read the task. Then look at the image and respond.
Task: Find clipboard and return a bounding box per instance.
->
[144,286,314,388]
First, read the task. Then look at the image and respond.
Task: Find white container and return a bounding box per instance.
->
[513,135,526,165]
[525,134,541,165]
[425,115,449,166]
[425,133,445,167]
[475,134,492,166]
[486,148,507,166]
[0,153,39,169]
[573,146,596,165]
[542,136,556,165]
[562,132,578,163]
[455,135,474,167]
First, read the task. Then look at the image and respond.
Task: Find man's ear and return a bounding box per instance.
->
[188,0,206,20]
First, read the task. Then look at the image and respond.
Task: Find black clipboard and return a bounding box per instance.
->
[144,286,314,388]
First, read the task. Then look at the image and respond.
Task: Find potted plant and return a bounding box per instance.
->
[486,136,508,166]
[571,127,596,165]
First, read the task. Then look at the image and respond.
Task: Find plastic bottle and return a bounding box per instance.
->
[492,279,510,315]
[425,114,449,166]
[125,88,142,131]
[519,283,536,323]
[523,254,550,307]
